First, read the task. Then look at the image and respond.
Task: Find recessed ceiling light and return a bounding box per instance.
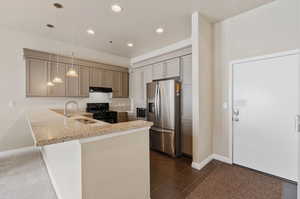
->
[156,28,164,34]
[46,24,55,28]
[111,4,122,13]
[53,3,63,9]
[87,29,95,35]
[127,43,133,47]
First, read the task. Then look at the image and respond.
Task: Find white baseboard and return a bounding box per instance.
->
[191,154,233,171]
[191,155,213,170]
[211,154,232,164]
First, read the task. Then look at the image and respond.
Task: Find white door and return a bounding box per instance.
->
[233,52,299,182]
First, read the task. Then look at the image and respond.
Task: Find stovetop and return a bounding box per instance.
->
[86,103,117,123]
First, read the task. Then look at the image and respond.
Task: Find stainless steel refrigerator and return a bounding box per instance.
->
[146,79,181,157]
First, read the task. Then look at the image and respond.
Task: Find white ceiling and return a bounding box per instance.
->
[0,0,273,58]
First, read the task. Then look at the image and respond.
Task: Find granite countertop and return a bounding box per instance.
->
[27,109,153,147]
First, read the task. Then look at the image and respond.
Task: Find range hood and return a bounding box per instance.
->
[89,87,112,93]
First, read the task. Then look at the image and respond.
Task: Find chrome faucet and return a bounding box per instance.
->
[64,100,79,117]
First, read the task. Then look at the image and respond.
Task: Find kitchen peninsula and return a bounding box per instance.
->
[27,108,152,199]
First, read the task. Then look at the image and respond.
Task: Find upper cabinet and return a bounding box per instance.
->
[26,59,48,97]
[152,62,164,80]
[79,66,90,97]
[152,58,180,80]
[90,67,104,87]
[112,71,122,98]
[165,58,180,79]
[112,71,128,98]
[66,65,80,97]
[48,62,66,97]
[103,70,113,88]
[24,49,128,98]
[121,72,129,98]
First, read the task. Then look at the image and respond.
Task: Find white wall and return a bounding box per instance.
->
[0,26,130,152]
[191,12,213,167]
[213,0,300,158]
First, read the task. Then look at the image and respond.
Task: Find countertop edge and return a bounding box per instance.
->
[79,126,151,144]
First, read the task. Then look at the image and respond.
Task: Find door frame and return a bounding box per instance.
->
[228,49,300,164]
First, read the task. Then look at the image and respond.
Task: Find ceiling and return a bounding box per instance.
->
[0,0,273,58]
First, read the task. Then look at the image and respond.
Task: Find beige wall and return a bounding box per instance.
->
[0,26,130,152]
[81,129,150,199]
[192,12,214,164]
[213,0,300,157]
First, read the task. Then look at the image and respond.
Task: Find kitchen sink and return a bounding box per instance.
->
[74,118,97,125]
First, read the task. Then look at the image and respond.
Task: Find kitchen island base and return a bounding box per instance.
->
[41,128,150,199]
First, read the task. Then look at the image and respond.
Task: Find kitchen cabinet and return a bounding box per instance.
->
[90,67,104,87]
[112,71,129,98]
[103,70,113,88]
[132,66,152,107]
[152,62,164,80]
[152,57,180,80]
[143,66,152,100]
[117,112,128,122]
[79,66,90,97]
[112,71,122,98]
[48,62,66,97]
[26,59,48,97]
[66,65,79,97]
[24,49,128,98]
[165,58,180,78]
[132,68,145,107]
[121,72,129,98]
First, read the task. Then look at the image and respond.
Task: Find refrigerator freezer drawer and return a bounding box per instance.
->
[150,128,175,157]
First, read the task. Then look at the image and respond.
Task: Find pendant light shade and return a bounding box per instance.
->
[53,76,63,83]
[66,68,78,77]
[53,55,64,83]
[66,52,78,77]
[47,81,55,86]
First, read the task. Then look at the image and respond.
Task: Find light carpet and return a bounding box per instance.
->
[0,147,57,199]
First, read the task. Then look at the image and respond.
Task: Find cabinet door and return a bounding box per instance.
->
[143,66,153,103]
[165,58,180,78]
[103,70,113,88]
[112,71,122,98]
[66,65,79,97]
[90,68,103,87]
[121,72,129,98]
[26,59,48,97]
[152,62,165,80]
[79,66,90,97]
[181,54,192,85]
[48,62,66,97]
[90,67,98,87]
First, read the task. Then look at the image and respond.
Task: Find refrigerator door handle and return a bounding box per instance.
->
[157,84,161,120]
[154,83,158,120]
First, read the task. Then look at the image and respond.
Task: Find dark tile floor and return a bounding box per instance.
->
[150,151,297,199]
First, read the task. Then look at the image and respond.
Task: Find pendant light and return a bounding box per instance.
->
[66,52,78,77]
[52,55,63,83]
[47,55,54,87]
